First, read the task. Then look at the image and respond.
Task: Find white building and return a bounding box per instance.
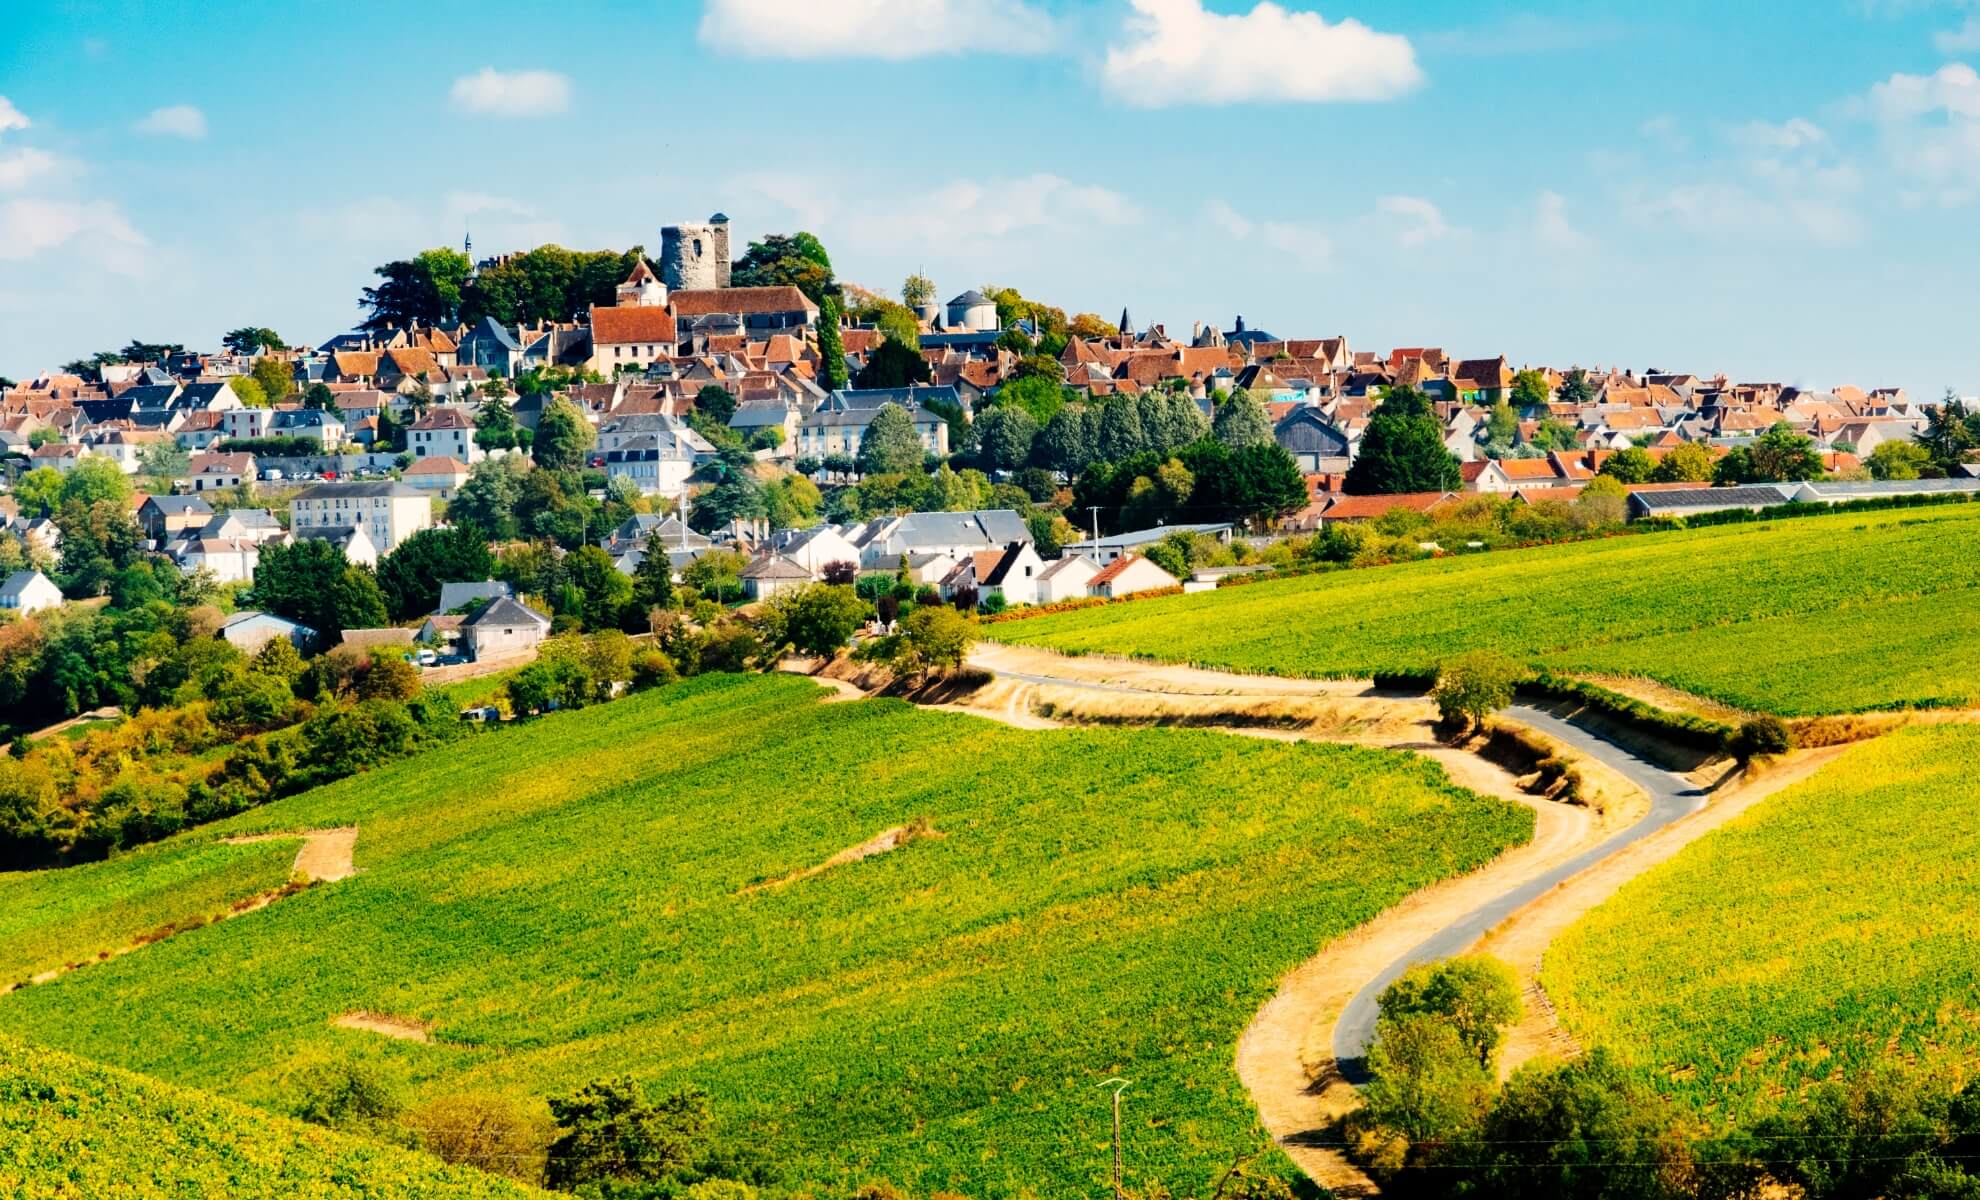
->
[0,570,62,615]
[290,480,431,555]
[408,406,483,464]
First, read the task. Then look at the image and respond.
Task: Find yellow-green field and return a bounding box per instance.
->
[1545,724,1980,1120]
[0,1034,541,1200]
[993,505,1980,715]
[0,673,1530,1197]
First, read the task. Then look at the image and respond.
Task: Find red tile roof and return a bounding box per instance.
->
[591,304,680,345]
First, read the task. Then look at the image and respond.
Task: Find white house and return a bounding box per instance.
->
[187,451,254,492]
[0,570,62,616]
[461,596,551,661]
[176,537,263,584]
[270,408,345,448]
[588,303,679,376]
[402,455,471,500]
[739,553,811,600]
[221,407,274,442]
[218,610,318,653]
[408,406,482,464]
[1060,523,1232,566]
[774,525,861,578]
[290,480,431,555]
[1087,554,1178,600]
[602,435,696,496]
[1035,554,1100,603]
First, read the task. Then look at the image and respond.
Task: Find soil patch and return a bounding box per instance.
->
[333,1011,433,1042]
[221,827,359,883]
[741,820,942,894]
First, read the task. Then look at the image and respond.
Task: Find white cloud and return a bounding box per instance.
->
[1101,0,1421,108]
[1206,200,1332,268]
[1865,63,1980,203]
[698,0,1056,59]
[1731,117,1827,150]
[449,68,571,117]
[0,97,27,137]
[1375,194,1458,246]
[1638,114,1690,153]
[134,104,207,139]
[1533,190,1592,251]
[881,174,1139,247]
[0,198,145,262]
[1934,13,1980,52]
[0,147,61,191]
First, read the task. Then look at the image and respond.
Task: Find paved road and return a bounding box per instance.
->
[1329,704,1704,1078]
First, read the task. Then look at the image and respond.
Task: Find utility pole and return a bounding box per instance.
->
[1087,505,1102,551]
[1099,1077,1130,1200]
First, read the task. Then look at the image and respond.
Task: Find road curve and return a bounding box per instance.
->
[1329,705,1703,1076]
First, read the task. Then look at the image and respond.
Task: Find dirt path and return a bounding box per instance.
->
[220,827,360,883]
[1478,745,1848,1078]
[3,828,360,996]
[333,1011,432,1042]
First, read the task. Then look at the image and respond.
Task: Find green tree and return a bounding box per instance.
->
[695,385,737,425]
[1921,392,1979,470]
[1035,404,1097,473]
[1211,388,1274,449]
[1097,396,1149,462]
[1652,441,1715,483]
[1433,650,1525,733]
[1485,400,1518,445]
[682,547,748,604]
[730,232,834,303]
[472,396,520,451]
[302,381,340,416]
[13,467,64,518]
[60,457,133,508]
[1510,368,1553,411]
[971,405,1038,471]
[857,404,926,475]
[250,540,387,637]
[533,396,596,470]
[900,272,935,309]
[1377,956,1523,1070]
[222,327,285,354]
[1556,368,1596,407]
[360,248,471,330]
[247,355,294,405]
[1867,439,1934,480]
[854,338,931,390]
[1344,386,1461,495]
[375,526,496,621]
[757,583,867,657]
[1746,420,1824,482]
[1219,443,1308,527]
[816,294,850,391]
[1464,1049,1683,1198]
[1598,446,1656,484]
[896,604,976,671]
[558,545,635,631]
[994,374,1068,426]
[545,1079,711,1192]
[451,457,528,541]
[632,546,676,612]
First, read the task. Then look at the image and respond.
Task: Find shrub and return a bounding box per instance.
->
[408,1092,553,1185]
[544,1078,711,1191]
[1729,715,1793,760]
[1376,956,1523,1070]
[289,1059,406,1134]
[1433,651,1527,734]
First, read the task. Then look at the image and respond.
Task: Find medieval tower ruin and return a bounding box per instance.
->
[659,213,731,290]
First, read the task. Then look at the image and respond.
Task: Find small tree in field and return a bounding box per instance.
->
[1433,650,1525,734]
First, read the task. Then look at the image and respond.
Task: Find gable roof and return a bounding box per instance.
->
[591,304,680,345]
[463,595,550,628]
[668,287,819,317]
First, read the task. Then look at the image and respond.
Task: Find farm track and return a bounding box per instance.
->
[953,643,1837,1195]
[1,828,358,996]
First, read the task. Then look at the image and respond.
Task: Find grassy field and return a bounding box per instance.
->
[1544,724,1980,1122]
[0,673,1530,1198]
[993,505,1980,715]
[0,1034,542,1199]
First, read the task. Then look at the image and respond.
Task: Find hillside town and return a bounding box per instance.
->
[2,213,1978,652]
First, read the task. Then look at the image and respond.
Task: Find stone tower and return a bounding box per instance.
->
[659,213,732,291]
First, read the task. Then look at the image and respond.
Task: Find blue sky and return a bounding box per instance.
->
[3,0,1979,395]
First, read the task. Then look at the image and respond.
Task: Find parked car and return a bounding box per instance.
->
[415,649,438,667]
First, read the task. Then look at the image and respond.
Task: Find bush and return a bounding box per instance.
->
[1433,651,1527,734]
[289,1059,406,1134]
[545,1078,711,1191]
[1729,715,1793,760]
[1517,672,1736,757]
[408,1092,553,1185]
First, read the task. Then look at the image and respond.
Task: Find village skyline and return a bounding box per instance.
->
[5,0,1980,394]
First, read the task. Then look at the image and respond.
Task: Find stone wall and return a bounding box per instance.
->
[659,216,732,290]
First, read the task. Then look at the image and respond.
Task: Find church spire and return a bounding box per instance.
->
[1119,306,1132,339]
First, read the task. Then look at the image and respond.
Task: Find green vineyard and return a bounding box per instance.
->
[0,673,1530,1198]
[0,1034,542,1199]
[1544,724,1980,1120]
[993,505,1980,715]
